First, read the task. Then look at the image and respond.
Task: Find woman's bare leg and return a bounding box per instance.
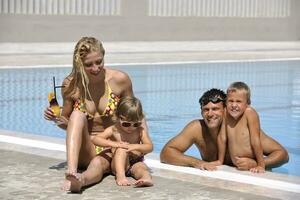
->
[66,110,95,173]
[66,149,112,192]
[82,149,112,186]
[111,148,131,186]
[62,110,96,191]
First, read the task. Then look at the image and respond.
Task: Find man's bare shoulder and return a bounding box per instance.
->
[181,119,203,138]
[162,119,203,152]
[186,119,202,129]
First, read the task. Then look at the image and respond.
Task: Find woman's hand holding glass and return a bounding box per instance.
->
[44,92,66,125]
[44,106,67,125]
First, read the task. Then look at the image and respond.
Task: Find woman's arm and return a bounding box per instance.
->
[55,97,72,130]
[44,79,72,130]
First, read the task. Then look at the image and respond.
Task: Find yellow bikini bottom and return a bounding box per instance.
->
[95,146,103,154]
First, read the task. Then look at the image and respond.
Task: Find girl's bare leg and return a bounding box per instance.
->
[131,162,153,187]
[111,148,131,186]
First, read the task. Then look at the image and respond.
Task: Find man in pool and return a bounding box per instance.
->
[160,88,289,171]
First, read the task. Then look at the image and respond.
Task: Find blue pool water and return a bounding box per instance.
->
[1,60,299,176]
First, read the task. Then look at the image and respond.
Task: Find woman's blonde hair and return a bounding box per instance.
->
[65,37,105,100]
[116,96,144,122]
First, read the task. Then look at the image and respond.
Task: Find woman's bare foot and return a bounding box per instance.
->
[116,177,131,186]
[134,179,153,187]
[65,172,84,193]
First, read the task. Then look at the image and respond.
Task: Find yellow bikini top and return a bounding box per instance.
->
[73,83,120,119]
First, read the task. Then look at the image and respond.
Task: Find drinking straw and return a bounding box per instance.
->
[53,76,65,99]
[53,76,56,98]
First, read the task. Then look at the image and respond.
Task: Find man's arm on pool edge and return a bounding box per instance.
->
[160,120,208,168]
[261,130,289,168]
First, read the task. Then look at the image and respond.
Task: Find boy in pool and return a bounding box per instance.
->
[92,96,154,186]
[215,82,265,173]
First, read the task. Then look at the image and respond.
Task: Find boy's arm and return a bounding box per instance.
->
[247,108,265,172]
[160,120,211,169]
[205,116,227,170]
[235,130,289,170]
[215,115,227,165]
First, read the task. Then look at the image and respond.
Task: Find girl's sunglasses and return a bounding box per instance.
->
[119,119,142,128]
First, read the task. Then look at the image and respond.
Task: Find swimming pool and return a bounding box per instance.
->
[1,60,299,176]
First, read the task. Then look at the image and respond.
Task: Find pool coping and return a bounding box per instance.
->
[1,129,299,196]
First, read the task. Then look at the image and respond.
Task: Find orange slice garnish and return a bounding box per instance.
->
[48,92,55,102]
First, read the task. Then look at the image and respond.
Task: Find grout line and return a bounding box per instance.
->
[1,134,300,194]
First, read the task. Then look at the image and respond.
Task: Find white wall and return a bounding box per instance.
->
[0,0,298,42]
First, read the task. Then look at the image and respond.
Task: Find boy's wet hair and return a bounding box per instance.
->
[199,88,226,108]
[116,96,144,122]
[227,81,251,105]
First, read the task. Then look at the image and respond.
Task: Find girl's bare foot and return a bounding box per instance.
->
[116,177,131,186]
[134,179,153,187]
[65,172,84,193]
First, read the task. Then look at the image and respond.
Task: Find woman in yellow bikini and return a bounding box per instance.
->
[44,37,147,192]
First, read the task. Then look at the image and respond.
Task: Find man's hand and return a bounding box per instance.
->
[194,161,220,171]
[250,166,265,173]
[235,157,257,170]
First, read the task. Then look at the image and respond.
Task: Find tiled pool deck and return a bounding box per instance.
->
[0,41,300,199]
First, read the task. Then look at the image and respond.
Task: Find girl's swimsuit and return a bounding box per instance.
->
[73,82,120,154]
[126,156,145,176]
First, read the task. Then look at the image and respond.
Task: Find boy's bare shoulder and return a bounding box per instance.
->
[244,106,259,118]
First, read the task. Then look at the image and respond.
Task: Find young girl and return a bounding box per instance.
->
[92,96,154,187]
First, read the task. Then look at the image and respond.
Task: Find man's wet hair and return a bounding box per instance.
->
[199,88,226,108]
